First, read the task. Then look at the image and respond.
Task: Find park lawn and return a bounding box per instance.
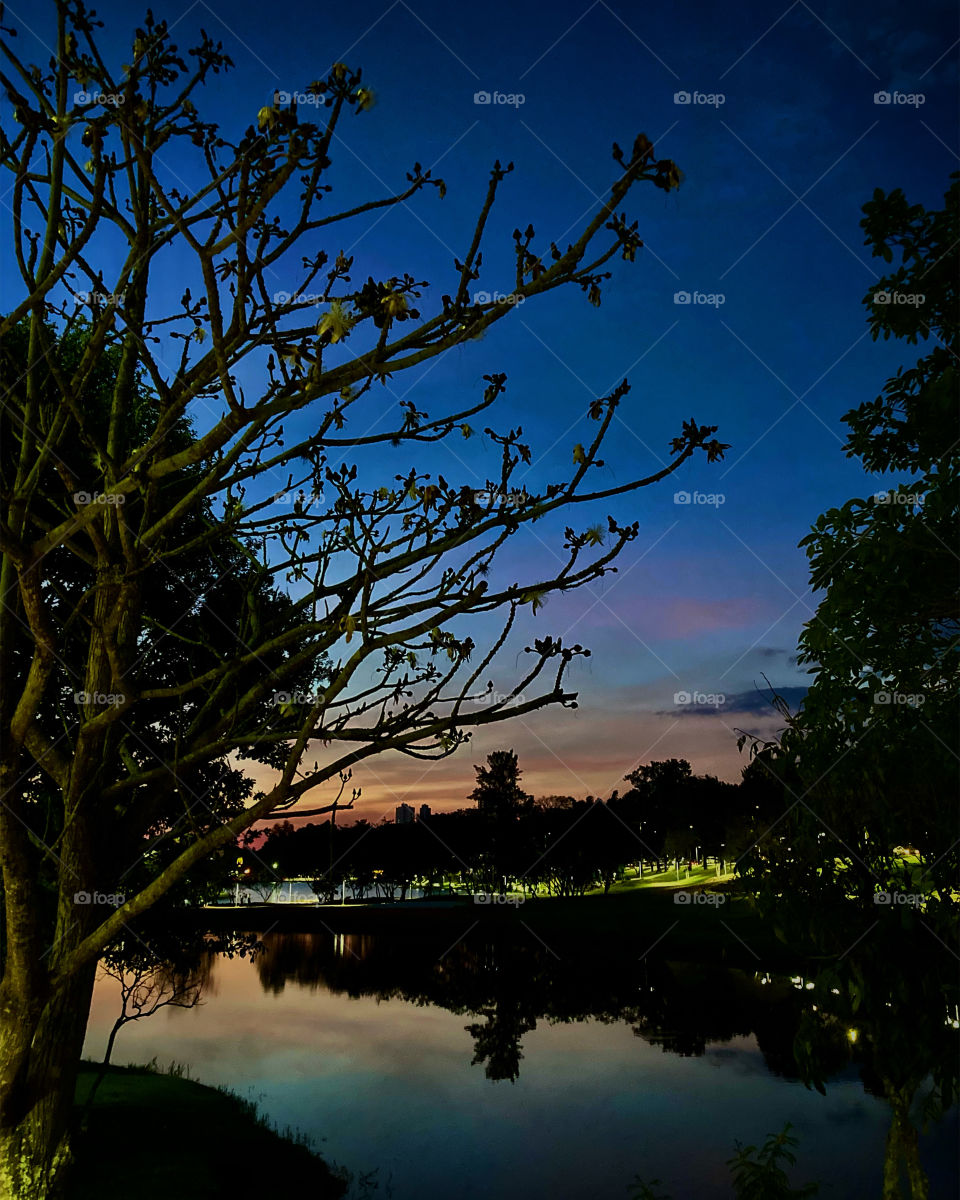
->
[593,864,736,893]
[70,1062,346,1199]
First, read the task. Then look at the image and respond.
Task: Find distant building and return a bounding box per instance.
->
[418,804,431,822]
[395,803,415,825]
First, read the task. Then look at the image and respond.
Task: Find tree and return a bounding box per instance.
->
[470,750,532,893]
[469,749,531,818]
[735,181,959,1200]
[0,6,728,1195]
[739,176,959,908]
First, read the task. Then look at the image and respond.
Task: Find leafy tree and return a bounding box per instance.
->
[739,177,959,908]
[0,6,727,1194]
[735,179,959,1200]
[470,750,532,892]
[469,749,532,818]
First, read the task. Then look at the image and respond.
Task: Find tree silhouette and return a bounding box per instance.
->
[0,5,731,1191]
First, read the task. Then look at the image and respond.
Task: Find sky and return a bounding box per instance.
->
[7,0,957,819]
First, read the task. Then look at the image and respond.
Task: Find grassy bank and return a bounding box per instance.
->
[71,1062,346,1199]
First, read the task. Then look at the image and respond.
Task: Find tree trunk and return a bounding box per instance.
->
[0,964,98,1200]
[880,1077,929,1200]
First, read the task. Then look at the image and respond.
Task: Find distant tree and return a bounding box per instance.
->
[470,750,532,816]
[534,794,578,810]
[470,750,533,892]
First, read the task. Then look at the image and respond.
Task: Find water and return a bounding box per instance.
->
[82,928,958,1199]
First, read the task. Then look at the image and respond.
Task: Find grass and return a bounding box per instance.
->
[70,1061,347,1199]
[590,863,736,893]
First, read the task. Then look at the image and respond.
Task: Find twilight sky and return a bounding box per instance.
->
[10,0,957,818]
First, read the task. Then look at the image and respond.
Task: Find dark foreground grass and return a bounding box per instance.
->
[71,1062,347,1199]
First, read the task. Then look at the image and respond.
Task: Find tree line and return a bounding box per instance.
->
[248,751,783,900]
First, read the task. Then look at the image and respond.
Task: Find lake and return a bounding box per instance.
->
[82,926,958,1198]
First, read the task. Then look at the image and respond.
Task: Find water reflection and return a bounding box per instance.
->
[88,921,957,1198]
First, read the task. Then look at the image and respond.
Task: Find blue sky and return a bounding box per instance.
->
[8,0,957,813]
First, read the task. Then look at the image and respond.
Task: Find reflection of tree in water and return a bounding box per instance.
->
[148,910,955,1195]
[245,928,807,1082]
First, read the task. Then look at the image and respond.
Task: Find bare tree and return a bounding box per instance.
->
[81,954,206,1117]
[0,3,726,1195]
